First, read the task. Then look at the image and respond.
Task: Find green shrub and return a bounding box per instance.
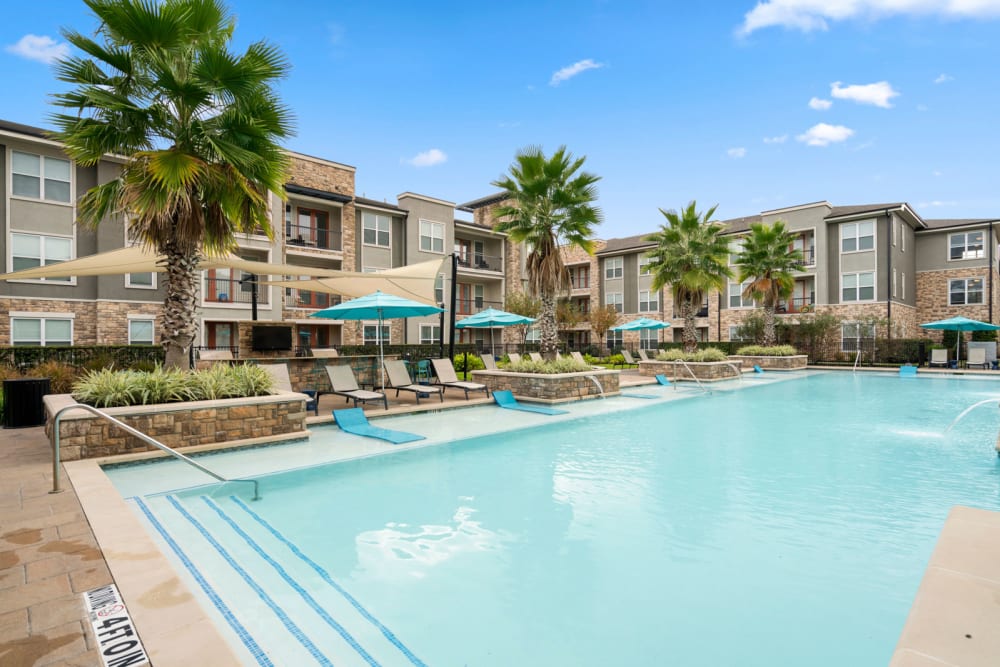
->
[656,347,728,362]
[505,358,592,374]
[25,360,79,394]
[453,354,485,372]
[72,363,274,408]
[735,344,798,357]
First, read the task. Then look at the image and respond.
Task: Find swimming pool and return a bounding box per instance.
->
[110,372,1000,666]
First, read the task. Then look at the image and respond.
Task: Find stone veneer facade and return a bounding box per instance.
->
[470,369,619,401]
[0,298,164,346]
[916,267,1000,344]
[45,393,308,461]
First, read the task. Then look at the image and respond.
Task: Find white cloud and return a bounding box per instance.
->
[933,169,943,176]
[934,73,953,84]
[809,97,832,110]
[763,134,788,144]
[738,0,1000,36]
[549,59,605,86]
[831,81,899,108]
[796,123,854,146]
[727,147,747,158]
[918,200,958,208]
[5,34,69,64]
[403,148,447,167]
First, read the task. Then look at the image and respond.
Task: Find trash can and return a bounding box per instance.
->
[3,378,51,428]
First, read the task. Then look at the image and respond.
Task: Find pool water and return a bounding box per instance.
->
[119,373,1000,666]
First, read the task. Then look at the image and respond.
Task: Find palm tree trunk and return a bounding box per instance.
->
[161,240,201,369]
[682,298,698,353]
[539,290,559,359]
[763,304,777,346]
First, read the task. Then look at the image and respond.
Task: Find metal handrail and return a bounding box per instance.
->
[853,348,862,372]
[673,360,711,393]
[50,403,260,500]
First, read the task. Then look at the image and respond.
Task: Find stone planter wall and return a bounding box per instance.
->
[44,392,309,461]
[638,360,741,382]
[728,355,808,371]
[471,369,620,401]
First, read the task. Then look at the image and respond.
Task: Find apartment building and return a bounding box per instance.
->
[0,119,506,352]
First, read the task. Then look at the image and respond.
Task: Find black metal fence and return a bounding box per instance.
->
[0,345,164,370]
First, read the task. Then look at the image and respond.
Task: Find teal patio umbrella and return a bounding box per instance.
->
[455,307,535,357]
[611,317,671,351]
[311,291,443,389]
[920,316,1000,364]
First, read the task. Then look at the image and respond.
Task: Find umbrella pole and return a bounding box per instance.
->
[379,312,386,391]
[490,327,495,359]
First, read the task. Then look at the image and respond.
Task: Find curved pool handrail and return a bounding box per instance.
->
[50,403,260,500]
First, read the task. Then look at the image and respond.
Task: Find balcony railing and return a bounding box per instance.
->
[455,298,504,316]
[673,306,710,318]
[777,296,815,314]
[794,247,816,268]
[456,253,503,272]
[203,278,270,305]
[286,223,342,251]
[284,291,342,310]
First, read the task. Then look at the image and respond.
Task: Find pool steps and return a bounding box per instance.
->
[134,493,427,667]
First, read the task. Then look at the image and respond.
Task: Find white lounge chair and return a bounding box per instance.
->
[198,349,234,361]
[570,350,588,365]
[507,352,522,364]
[260,363,318,415]
[325,365,387,410]
[617,350,639,368]
[966,347,989,369]
[529,352,543,362]
[430,358,490,399]
[637,349,651,361]
[928,348,949,368]
[383,360,444,403]
[480,354,497,370]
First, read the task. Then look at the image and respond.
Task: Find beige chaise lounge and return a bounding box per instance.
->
[430,358,490,399]
[260,363,318,415]
[325,365,388,410]
[383,360,444,404]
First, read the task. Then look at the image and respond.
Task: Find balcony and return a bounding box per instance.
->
[456,253,503,273]
[673,305,710,318]
[777,296,815,314]
[203,277,269,305]
[794,246,816,268]
[455,298,504,317]
[284,291,342,310]
[285,223,342,251]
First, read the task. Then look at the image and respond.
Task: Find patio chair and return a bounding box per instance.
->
[383,360,444,404]
[480,354,497,370]
[967,347,989,369]
[617,350,639,368]
[260,364,318,415]
[507,352,522,364]
[637,349,651,361]
[529,352,543,362]
[324,365,388,410]
[570,350,587,365]
[430,358,490,400]
[928,348,949,368]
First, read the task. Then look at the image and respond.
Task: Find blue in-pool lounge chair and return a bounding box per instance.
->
[333,408,424,444]
[899,365,918,376]
[655,374,672,386]
[753,365,764,374]
[493,390,568,415]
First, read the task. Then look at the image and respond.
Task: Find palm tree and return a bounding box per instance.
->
[735,221,804,346]
[645,202,732,352]
[491,146,602,358]
[51,0,292,368]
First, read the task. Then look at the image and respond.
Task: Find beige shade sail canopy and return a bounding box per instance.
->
[0,246,446,303]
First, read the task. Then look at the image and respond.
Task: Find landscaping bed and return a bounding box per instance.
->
[638,359,741,382]
[729,354,808,371]
[471,368,619,401]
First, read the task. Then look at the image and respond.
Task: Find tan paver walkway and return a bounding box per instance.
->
[0,426,109,667]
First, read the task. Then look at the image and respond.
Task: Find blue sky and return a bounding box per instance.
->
[3,0,1000,237]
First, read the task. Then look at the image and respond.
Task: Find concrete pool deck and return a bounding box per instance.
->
[2,368,999,665]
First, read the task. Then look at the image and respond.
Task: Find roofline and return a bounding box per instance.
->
[454,218,505,235]
[460,192,507,209]
[284,183,352,204]
[397,192,456,207]
[917,218,1000,233]
[761,201,832,216]
[285,150,356,172]
[354,200,406,216]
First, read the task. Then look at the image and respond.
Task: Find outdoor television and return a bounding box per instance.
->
[251,326,292,351]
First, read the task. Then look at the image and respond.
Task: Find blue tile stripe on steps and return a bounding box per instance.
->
[164,495,334,667]
[133,498,274,667]
[230,495,428,667]
[201,497,380,667]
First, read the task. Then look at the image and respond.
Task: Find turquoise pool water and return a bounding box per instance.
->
[120,373,1000,666]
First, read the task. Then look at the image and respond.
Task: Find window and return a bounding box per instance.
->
[639,289,658,312]
[419,324,440,345]
[362,212,390,247]
[474,284,484,309]
[128,318,154,345]
[363,323,390,344]
[842,272,875,302]
[638,255,652,276]
[606,329,623,349]
[949,232,984,260]
[949,277,984,305]
[605,256,622,279]
[125,223,155,288]
[639,328,658,350]
[605,292,623,313]
[525,326,540,342]
[729,237,745,265]
[419,220,444,253]
[841,322,876,352]
[570,266,589,289]
[729,280,754,308]
[12,151,71,202]
[841,221,874,253]
[11,233,72,282]
[729,325,747,342]
[434,274,444,304]
[11,317,72,346]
